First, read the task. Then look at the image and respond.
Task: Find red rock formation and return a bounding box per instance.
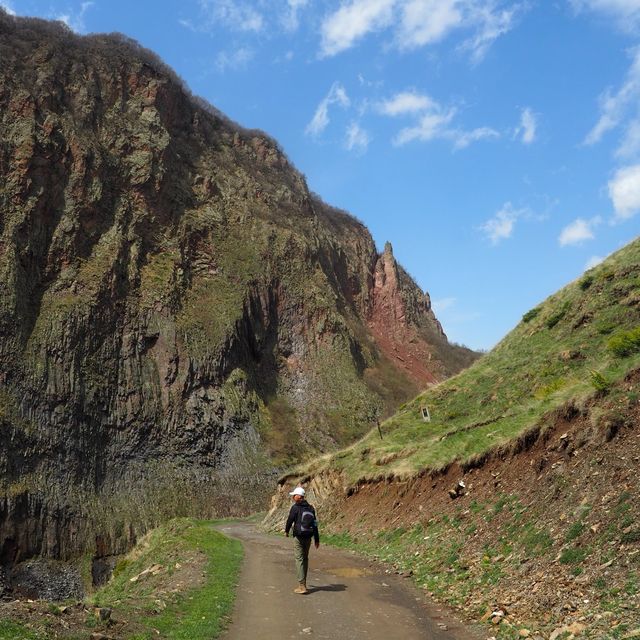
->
[368,242,452,387]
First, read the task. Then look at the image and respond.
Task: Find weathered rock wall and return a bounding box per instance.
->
[0,11,477,570]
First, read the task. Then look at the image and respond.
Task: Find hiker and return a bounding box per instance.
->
[284,486,320,594]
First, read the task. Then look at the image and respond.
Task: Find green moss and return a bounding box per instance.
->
[176,224,262,358]
[139,247,179,306]
[0,390,34,433]
[262,396,303,466]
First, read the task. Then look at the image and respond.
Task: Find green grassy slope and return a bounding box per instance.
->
[297,236,640,484]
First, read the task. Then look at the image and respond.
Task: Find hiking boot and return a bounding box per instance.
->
[294,582,308,594]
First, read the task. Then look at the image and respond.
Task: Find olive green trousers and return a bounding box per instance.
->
[294,536,312,583]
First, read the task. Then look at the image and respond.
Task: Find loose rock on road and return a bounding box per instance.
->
[218,522,481,640]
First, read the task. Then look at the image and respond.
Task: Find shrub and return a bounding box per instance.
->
[607,326,640,357]
[522,307,541,323]
[579,274,594,290]
[590,370,611,395]
[546,302,571,329]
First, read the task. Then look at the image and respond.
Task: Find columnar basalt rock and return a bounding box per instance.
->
[0,11,478,569]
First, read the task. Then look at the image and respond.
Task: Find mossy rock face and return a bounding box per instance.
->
[0,12,475,561]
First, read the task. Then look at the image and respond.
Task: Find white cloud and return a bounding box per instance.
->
[585,255,605,269]
[320,0,525,61]
[397,0,464,50]
[608,163,640,220]
[377,91,437,116]
[320,0,395,57]
[380,88,498,149]
[306,82,351,136]
[393,106,498,149]
[616,118,640,157]
[197,0,264,32]
[282,0,310,31]
[432,297,457,314]
[458,2,523,63]
[585,47,640,152]
[215,47,254,72]
[479,202,523,245]
[558,217,601,246]
[515,107,537,144]
[55,1,94,33]
[394,108,457,145]
[345,121,371,152]
[451,125,500,149]
[570,0,640,31]
[0,2,16,16]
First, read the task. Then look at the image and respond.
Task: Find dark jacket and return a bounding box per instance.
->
[285,499,320,543]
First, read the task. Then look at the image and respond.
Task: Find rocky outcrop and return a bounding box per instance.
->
[368,242,455,387]
[0,10,478,572]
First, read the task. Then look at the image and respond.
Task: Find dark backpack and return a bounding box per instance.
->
[297,505,316,538]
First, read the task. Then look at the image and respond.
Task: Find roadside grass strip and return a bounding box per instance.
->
[93,518,242,639]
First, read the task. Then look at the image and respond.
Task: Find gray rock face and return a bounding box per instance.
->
[10,559,84,601]
[0,10,477,572]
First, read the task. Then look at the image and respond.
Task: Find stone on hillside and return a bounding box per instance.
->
[93,607,112,622]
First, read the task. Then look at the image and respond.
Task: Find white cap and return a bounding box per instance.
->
[289,487,305,497]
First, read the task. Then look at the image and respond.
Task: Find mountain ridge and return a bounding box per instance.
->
[0,9,476,577]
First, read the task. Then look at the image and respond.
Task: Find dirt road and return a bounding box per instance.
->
[217,522,481,640]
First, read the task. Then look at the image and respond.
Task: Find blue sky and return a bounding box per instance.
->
[3,1,640,350]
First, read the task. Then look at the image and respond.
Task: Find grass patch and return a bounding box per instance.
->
[579,274,595,290]
[0,621,42,639]
[590,370,611,394]
[565,521,586,543]
[94,518,242,639]
[559,547,588,565]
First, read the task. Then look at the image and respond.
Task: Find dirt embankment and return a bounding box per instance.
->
[268,372,640,639]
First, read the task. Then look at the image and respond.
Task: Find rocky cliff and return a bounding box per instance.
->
[0,11,477,573]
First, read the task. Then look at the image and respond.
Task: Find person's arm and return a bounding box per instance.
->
[313,510,320,547]
[285,505,297,536]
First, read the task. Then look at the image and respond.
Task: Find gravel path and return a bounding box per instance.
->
[217,522,481,640]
